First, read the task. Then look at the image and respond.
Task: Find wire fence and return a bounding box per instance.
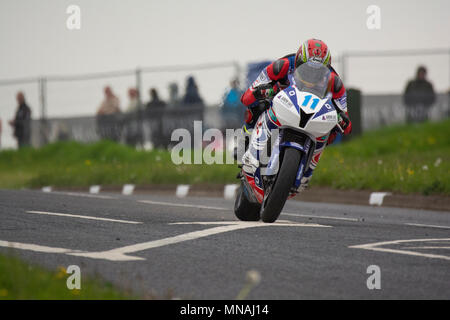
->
[1,48,449,149]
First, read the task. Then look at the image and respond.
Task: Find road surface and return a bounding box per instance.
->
[0,189,449,299]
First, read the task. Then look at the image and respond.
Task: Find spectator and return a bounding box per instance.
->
[168,82,180,107]
[145,88,166,149]
[126,88,140,112]
[221,78,244,129]
[222,78,243,110]
[96,86,122,141]
[97,86,121,115]
[403,66,436,123]
[182,76,204,106]
[146,88,166,109]
[124,88,142,146]
[9,92,31,148]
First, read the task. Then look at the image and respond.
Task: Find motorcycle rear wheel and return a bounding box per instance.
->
[234,182,261,221]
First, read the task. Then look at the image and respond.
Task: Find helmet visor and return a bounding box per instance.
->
[293,61,331,99]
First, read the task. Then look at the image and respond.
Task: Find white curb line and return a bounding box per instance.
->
[42,186,52,193]
[89,185,101,194]
[369,192,392,206]
[176,185,190,198]
[122,184,135,195]
[224,184,239,200]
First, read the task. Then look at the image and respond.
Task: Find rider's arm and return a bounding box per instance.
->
[241,58,290,107]
[327,73,352,145]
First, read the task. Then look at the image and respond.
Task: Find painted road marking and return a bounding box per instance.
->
[139,200,228,211]
[405,223,450,230]
[369,192,391,206]
[283,212,358,222]
[0,240,84,254]
[139,200,360,222]
[122,184,135,195]
[89,185,101,194]
[0,220,331,262]
[49,191,114,200]
[176,185,190,198]
[349,238,450,261]
[27,211,142,224]
[69,220,330,261]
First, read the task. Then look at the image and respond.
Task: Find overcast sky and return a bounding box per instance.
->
[0,0,449,147]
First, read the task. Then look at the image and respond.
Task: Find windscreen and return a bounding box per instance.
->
[293,61,332,98]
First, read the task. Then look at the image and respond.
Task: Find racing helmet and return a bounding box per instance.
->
[295,39,331,68]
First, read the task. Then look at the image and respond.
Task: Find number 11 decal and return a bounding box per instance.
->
[302,94,319,110]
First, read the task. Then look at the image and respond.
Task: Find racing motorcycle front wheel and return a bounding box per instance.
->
[261,147,302,223]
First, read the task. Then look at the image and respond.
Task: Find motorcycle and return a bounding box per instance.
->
[234,61,348,223]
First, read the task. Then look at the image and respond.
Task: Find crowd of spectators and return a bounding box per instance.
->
[5,65,445,149]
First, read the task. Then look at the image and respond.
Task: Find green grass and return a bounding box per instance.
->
[313,119,450,195]
[0,253,133,299]
[0,119,448,195]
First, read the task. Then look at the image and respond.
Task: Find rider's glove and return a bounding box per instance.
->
[254,83,280,100]
[338,112,352,135]
[328,113,352,145]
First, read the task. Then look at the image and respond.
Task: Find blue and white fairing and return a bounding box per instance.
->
[272,72,338,138]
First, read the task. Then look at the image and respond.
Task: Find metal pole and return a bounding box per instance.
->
[340,52,347,83]
[135,67,144,147]
[39,77,47,120]
[39,77,48,146]
[135,67,142,105]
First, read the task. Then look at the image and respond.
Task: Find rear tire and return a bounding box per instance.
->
[261,148,302,223]
[234,183,261,221]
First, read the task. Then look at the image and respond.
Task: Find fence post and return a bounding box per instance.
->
[341,52,347,83]
[135,67,142,105]
[135,67,144,147]
[39,77,49,146]
[39,77,47,120]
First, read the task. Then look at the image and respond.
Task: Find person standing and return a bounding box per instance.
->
[96,86,122,141]
[9,92,32,148]
[403,66,436,123]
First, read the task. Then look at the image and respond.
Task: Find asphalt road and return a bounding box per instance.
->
[0,189,449,299]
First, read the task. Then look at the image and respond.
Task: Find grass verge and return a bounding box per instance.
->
[0,119,448,195]
[0,253,133,299]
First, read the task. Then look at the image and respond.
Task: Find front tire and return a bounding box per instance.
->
[234,182,261,221]
[261,148,302,223]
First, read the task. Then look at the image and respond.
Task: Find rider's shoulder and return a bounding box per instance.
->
[267,54,294,79]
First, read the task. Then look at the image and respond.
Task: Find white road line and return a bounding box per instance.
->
[69,220,331,261]
[138,200,228,211]
[170,220,331,227]
[349,238,450,261]
[405,246,450,250]
[0,240,84,254]
[405,223,450,230]
[283,212,358,222]
[0,220,331,262]
[27,211,142,224]
[50,191,114,200]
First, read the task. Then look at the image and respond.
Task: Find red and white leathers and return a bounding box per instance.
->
[240,53,352,190]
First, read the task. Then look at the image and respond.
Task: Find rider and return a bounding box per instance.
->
[240,38,352,190]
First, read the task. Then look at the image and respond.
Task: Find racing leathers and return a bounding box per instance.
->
[240,53,352,191]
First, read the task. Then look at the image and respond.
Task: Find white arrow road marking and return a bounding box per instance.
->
[349,238,450,261]
[68,220,330,261]
[27,211,142,225]
[0,220,330,262]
